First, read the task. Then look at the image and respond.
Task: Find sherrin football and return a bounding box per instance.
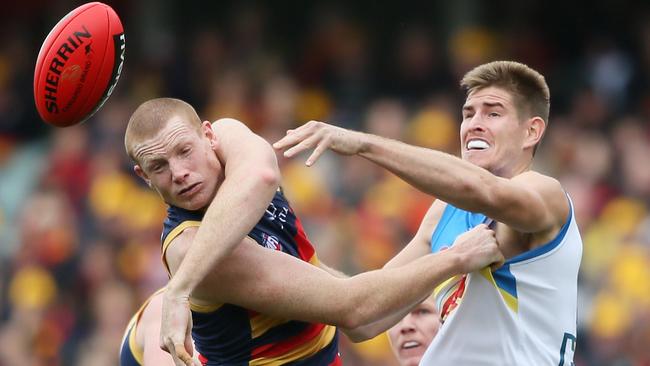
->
[34,2,125,127]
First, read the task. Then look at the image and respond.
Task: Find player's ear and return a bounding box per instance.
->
[134,165,152,188]
[202,120,218,150]
[523,116,546,150]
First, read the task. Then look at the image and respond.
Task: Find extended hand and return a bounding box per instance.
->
[273,121,364,166]
[160,290,195,366]
[450,224,505,273]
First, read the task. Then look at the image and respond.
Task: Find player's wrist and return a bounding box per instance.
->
[166,279,192,300]
[442,248,468,274]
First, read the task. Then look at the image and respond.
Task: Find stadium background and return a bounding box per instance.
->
[1,0,650,365]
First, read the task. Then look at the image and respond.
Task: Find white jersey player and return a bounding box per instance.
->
[420,199,581,365]
[274,61,583,365]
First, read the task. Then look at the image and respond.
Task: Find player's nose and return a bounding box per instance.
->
[170,158,190,183]
[399,315,417,334]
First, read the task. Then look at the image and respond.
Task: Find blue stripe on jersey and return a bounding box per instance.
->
[492,264,517,299]
[431,204,517,309]
[430,204,488,253]
[504,197,573,264]
[119,327,141,366]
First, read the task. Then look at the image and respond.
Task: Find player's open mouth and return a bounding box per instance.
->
[179,182,201,196]
[401,341,421,349]
[466,139,490,150]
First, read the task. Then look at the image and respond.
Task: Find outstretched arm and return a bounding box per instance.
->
[165,223,503,331]
[273,121,567,234]
[161,119,280,366]
[340,201,444,341]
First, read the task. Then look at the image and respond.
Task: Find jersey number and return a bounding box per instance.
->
[558,332,576,366]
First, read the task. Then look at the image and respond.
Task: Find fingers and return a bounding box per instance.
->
[490,255,505,271]
[184,315,194,357]
[283,134,320,159]
[174,343,194,366]
[306,137,331,166]
[273,130,305,153]
[272,121,318,151]
[160,340,182,366]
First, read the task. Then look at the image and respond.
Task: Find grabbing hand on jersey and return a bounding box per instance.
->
[449,224,504,272]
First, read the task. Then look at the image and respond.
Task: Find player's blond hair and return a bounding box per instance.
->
[461,61,550,124]
[125,98,202,162]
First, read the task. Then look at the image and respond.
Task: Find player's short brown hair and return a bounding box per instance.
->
[125,98,202,162]
[461,61,550,124]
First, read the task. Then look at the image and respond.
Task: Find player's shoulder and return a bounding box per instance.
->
[511,170,563,193]
[211,118,250,132]
[162,205,201,241]
[512,170,558,182]
[513,170,569,226]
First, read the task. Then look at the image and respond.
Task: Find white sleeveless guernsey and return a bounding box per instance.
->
[420,197,582,366]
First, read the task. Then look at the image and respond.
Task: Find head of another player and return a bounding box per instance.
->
[388,296,441,366]
[460,61,550,177]
[125,98,223,211]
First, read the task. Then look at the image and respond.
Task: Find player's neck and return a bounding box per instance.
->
[492,159,533,178]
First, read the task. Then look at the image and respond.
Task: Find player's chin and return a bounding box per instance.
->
[462,151,491,168]
[175,192,210,211]
[398,355,422,366]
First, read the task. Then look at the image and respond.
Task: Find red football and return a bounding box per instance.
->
[34,2,125,127]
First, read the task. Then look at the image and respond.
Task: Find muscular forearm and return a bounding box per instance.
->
[168,119,281,297]
[341,294,428,342]
[356,133,497,212]
[168,172,278,296]
[337,250,460,329]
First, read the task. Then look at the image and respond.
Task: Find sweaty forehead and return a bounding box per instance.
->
[132,121,198,162]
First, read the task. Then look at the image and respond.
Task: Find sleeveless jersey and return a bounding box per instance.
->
[161,190,341,366]
[420,196,582,366]
[119,288,166,366]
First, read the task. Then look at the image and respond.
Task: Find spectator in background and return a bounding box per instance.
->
[387,295,440,366]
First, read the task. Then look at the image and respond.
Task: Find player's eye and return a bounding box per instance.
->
[488,112,500,118]
[150,163,164,173]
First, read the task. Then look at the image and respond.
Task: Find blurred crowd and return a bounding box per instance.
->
[1,1,650,365]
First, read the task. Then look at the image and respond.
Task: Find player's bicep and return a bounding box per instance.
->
[212,118,279,176]
[199,238,348,326]
[489,172,568,233]
[384,200,445,269]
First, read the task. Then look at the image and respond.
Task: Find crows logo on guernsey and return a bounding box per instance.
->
[262,233,281,251]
